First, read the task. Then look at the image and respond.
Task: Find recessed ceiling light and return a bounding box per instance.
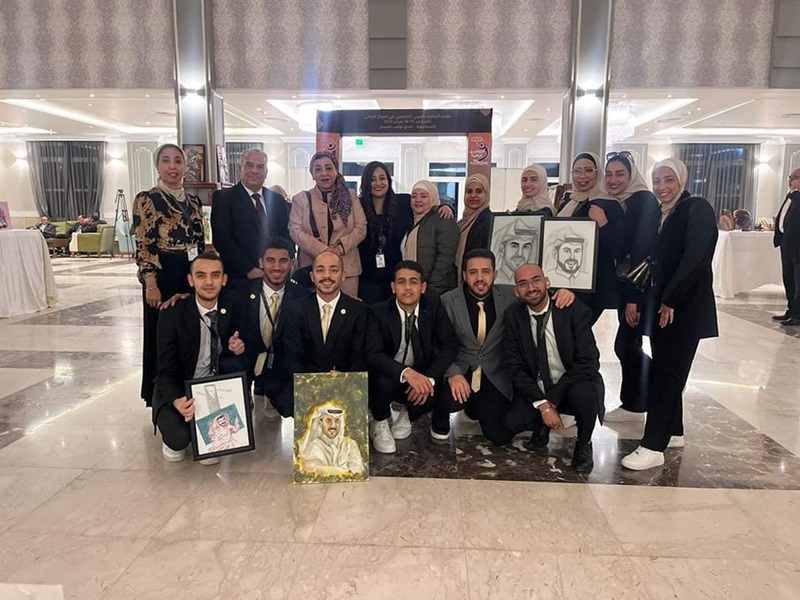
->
[145,121,150,125]
[145,94,150,98]
[256,107,262,112]
[290,127,294,131]
[89,93,95,98]
[336,94,341,99]
[667,94,672,98]
[88,103,92,107]
[697,107,702,111]
[546,108,551,112]
[622,94,627,99]
[645,128,650,132]
[88,125,93,128]
[523,128,528,132]
[500,95,505,99]
[35,94,40,98]
[39,98,44,102]
[292,95,297,99]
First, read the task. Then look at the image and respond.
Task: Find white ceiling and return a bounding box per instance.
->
[2,87,800,143]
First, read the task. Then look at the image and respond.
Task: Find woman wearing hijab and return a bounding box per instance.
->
[557,152,626,323]
[456,173,493,276]
[622,158,718,471]
[604,152,661,423]
[515,164,556,216]
[402,180,459,296]
[132,143,205,406]
[290,151,367,297]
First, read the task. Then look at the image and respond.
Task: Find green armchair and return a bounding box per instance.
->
[76,224,116,256]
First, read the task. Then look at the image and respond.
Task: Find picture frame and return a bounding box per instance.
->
[186,371,254,461]
[216,144,229,184]
[293,371,369,484]
[489,212,545,285]
[182,143,205,183]
[201,205,213,245]
[0,202,11,230]
[541,217,599,292]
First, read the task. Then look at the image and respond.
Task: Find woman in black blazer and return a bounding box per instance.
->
[622,158,719,471]
[557,152,626,323]
[604,152,661,422]
[456,173,493,278]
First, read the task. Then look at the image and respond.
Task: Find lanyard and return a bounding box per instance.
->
[260,290,281,328]
[534,305,552,345]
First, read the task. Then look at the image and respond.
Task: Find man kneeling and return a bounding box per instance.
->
[504,264,604,472]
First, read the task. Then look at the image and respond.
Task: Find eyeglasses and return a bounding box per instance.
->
[571,167,597,176]
[606,150,634,163]
[515,276,545,289]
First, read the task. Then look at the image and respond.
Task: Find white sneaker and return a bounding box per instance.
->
[605,408,647,423]
[668,435,685,448]
[370,419,396,454]
[390,402,412,440]
[262,396,281,421]
[162,443,186,463]
[199,457,221,466]
[621,446,665,471]
[560,414,576,429]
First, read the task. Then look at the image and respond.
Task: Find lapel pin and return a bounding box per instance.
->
[249,293,256,299]
[340,308,346,315]
[220,308,227,315]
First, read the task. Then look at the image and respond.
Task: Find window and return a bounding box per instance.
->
[674,144,758,214]
[341,162,395,177]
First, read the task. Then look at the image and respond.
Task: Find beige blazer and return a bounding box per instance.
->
[289,187,367,276]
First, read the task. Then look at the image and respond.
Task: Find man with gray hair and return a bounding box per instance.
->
[211,148,291,289]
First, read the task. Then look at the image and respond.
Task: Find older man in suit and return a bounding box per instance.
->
[211,148,291,289]
[154,252,248,465]
[504,263,604,472]
[241,236,311,420]
[365,260,458,453]
[282,250,368,415]
[773,168,800,326]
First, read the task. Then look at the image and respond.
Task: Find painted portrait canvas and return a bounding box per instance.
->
[489,213,544,285]
[541,218,599,292]
[293,371,369,484]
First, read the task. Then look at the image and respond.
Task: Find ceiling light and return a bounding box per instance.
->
[89,93,95,98]
[291,95,297,99]
[35,94,40,98]
[145,121,150,125]
[298,101,334,132]
[697,107,702,111]
[546,108,551,112]
[88,103,92,107]
[645,128,650,132]
[667,94,672,98]
[500,95,505,99]
[523,128,528,132]
[145,94,150,98]
[622,94,627,99]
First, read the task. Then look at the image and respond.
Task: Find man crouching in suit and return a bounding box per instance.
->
[504,264,604,472]
[365,261,458,454]
[282,250,368,415]
[241,236,311,420]
[154,252,248,465]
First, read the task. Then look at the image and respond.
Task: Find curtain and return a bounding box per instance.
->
[226,142,263,185]
[674,143,758,215]
[27,141,107,220]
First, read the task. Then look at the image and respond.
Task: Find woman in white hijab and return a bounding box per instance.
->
[604,152,661,424]
[621,158,718,471]
[556,152,626,323]
[515,164,555,216]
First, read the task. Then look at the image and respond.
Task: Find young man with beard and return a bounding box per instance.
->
[504,264,604,472]
[365,261,458,453]
[242,237,311,419]
[282,250,368,415]
[154,252,248,465]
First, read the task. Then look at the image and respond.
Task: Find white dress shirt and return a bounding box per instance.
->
[778,196,793,234]
[194,299,219,378]
[316,293,341,342]
[395,301,435,387]
[528,299,566,408]
[259,283,286,346]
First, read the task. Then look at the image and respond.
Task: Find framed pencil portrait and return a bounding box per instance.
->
[186,372,254,461]
[488,213,545,286]
[540,217,599,293]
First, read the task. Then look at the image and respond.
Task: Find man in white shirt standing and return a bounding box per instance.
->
[503,264,604,472]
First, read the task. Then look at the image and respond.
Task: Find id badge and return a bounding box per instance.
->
[375,253,386,269]
[187,245,198,261]
[266,351,275,370]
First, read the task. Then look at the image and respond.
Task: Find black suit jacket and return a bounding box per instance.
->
[620,190,660,304]
[153,293,247,420]
[365,294,458,383]
[504,299,604,420]
[647,192,718,340]
[774,190,800,259]
[211,182,291,280]
[283,292,368,374]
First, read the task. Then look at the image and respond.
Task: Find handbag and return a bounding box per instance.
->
[291,191,320,288]
[623,256,652,290]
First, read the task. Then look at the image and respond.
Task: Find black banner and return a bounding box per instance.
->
[317,109,493,135]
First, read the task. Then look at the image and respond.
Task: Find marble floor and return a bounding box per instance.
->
[1,258,800,599]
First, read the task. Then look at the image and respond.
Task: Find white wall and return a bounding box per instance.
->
[755,141,785,219]
[0,141,37,220]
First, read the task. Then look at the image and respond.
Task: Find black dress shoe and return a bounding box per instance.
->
[571,441,594,472]
[780,317,800,326]
[525,424,550,449]
[772,312,790,322]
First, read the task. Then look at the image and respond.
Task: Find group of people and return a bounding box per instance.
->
[132,143,720,472]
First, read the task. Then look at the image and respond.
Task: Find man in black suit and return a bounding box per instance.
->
[242,236,311,420]
[504,263,604,472]
[28,216,56,238]
[365,261,458,454]
[154,252,248,465]
[282,250,368,415]
[211,148,291,289]
[773,168,800,326]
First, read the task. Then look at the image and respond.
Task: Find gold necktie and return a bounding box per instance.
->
[321,303,332,343]
[471,301,486,392]
[255,292,281,375]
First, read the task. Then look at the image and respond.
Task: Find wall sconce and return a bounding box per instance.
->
[179,85,206,100]
[576,86,605,99]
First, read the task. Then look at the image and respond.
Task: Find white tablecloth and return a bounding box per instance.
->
[0,230,58,318]
[712,230,782,299]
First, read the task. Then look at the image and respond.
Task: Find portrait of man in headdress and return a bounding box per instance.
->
[541,220,597,291]
[490,216,542,285]
[296,402,365,477]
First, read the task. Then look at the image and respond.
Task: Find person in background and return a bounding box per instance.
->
[558,152,626,323]
[622,158,718,471]
[773,168,800,326]
[401,180,459,296]
[132,143,205,407]
[269,184,291,203]
[515,164,556,216]
[29,215,56,238]
[289,151,367,297]
[456,173,493,279]
[604,151,660,423]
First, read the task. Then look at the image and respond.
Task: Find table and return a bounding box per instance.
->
[0,230,58,318]
[712,230,782,299]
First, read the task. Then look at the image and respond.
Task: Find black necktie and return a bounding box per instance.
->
[252,193,268,234]
[533,313,552,390]
[207,309,221,375]
[402,313,416,365]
